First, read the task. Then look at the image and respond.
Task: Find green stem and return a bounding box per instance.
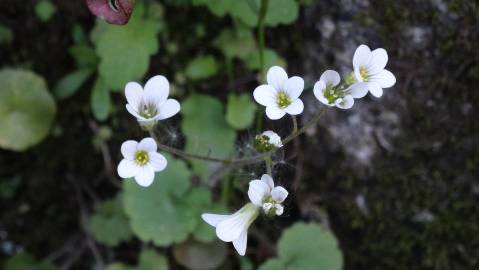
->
[292,115,298,133]
[264,155,273,175]
[149,109,327,166]
[257,0,269,76]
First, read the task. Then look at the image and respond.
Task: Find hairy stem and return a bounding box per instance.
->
[149,109,327,166]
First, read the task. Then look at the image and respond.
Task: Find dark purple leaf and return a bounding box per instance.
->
[85,0,133,25]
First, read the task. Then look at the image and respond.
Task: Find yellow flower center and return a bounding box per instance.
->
[134,150,150,166]
[360,67,369,81]
[276,91,291,109]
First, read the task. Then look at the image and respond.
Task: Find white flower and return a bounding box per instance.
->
[313,70,368,109]
[352,44,396,97]
[117,137,167,187]
[125,75,181,127]
[248,174,288,216]
[201,203,259,256]
[253,66,304,120]
[262,130,283,148]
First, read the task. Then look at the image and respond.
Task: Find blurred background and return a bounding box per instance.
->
[0,0,478,269]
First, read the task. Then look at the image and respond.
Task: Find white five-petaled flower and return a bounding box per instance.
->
[253,66,304,120]
[248,174,288,216]
[262,130,283,148]
[313,70,368,109]
[117,137,167,187]
[201,203,259,256]
[125,75,181,127]
[352,44,396,98]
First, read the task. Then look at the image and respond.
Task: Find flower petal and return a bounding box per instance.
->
[157,99,180,120]
[117,159,139,178]
[346,82,368,98]
[253,85,277,107]
[284,99,304,115]
[138,137,157,152]
[125,82,143,109]
[367,48,388,75]
[126,104,144,120]
[261,174,274,190]
[369,69,396,88]
[368,82,384,98]
[313,81,332,106]
[134,166,155,187]
[275,204,284,216]
[283,76,304,100]
[201,213,231,227]
[248,180,271,206]
[144,75,169,105]
[232,230,248,256]
[336,95,354,109]
[353,44,372,68]
[266,66,288,90]
[216,213,246,242]
[319,70,341,87]
[149,152,167,172]
[121,140,138,160]
[265,106,286,120]
[271,186,288,203]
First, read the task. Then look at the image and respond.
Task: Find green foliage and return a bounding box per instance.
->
[123,155,215,246]
[89,195,132,247]
[185,55,219,80]
[69,45,99,69]
[191,0,299,28]
[94,4,161,91]
[0,69,56,151]
[35,0,56,22]
[245,48,284,71]
[259,223,343,270]
[181,94,236,178]
[214,27,256,60]
[106,250,168,270]
[0,24,13,44]
[90,78,111,121]
[226,94,257,130]
[173,239,227,270]
[4,253,56,270]
[54,68,93,99]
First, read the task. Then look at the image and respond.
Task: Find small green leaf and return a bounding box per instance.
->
[214,27,256,60]
[4,253,56,270]
[35,0,57,22]
[69,45,99,68]
[264,0,299,26]
[259,223,344,270]
[0,69,56,151]
[226,94,257,130]
[246,48,285,71]
[54,68,93,99]
[90,78,111,121]
[123,155,195,246]
[89,195,132,247]
[94,4,161,90]
[173,239,228,270]
[185,55,219,80]
[181,94,236,178]
[106,250,168,270]
[0,24,13,44]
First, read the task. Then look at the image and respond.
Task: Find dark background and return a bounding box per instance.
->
[1,0,478,269]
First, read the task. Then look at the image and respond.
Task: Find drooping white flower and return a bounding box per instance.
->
[253,66,304,120]
[352,44,396,97]
[255,130,283,152]
[248,174,288,216]
[125,75,180,127]
[117,137,167,187]
[313,70,368,109]
[201,203,259,256]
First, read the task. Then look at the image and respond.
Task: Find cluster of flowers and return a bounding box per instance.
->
[116,44,395,255]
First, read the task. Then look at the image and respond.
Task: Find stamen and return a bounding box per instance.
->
[276,92,292,109]
[134,150,150,166]
[360,67,369,81]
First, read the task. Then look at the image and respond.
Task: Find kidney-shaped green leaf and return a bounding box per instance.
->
[0,69,56,151]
